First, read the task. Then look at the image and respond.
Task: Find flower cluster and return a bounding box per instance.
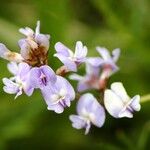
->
[0,21,141,135]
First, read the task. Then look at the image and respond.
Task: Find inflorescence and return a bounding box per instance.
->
[0,21,141,135]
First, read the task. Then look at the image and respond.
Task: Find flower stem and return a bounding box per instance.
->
[140,94,150,103]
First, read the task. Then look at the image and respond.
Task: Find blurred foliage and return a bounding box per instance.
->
[0,0,150,149]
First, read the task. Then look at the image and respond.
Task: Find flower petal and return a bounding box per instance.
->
[54,53,77,71]
[41,76,75,112]
[118,96,140,118]
[104,89,124,118]
[17,63,31,79]
[40,65,56,84]
[96,46,111,60]
[118,109,133,118]
[54,42,70,57]
[18,39,31,59]
[112,48,120,62]
[30,65,56,89]
[19,27,34,37]
[35,34,50,51]
[69,115,87,129]
[129,95,141,111]
[0,43,10,58]
[77,81,91,92]
[111,82,130,103]
[69,73,84,81]
[2,78,19,94]
[7,62,19,75]
[54,76,75,100]
[74,41,87,59]
[85,63,100,76]
[87,57,103,67]
[47,103,64,114]
[77,93,105,127]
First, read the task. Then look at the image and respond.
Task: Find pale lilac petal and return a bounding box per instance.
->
[104,89,124,118]
[77,93,94,116]
[0,43,10,58]
[87,57,103,67]
[53,76,75,100]
[24,84,34,96]
[55,42,70,56]
[112,48,120,62]
[35,34,50,50]
[47,104,64,114]
[85,63,100,76]
[40,65,56,84]
[96,47,111,60]
[64,98,71,107]
[17,63,31,79]
[69,115,87,129]
[29,67,41,88]
[7,62,19,75]
[77,81,91,92]
[77,93,105,127]
[2,78,19,94]
[18,39,31,59]
[118,95,140,118]
[30,65,56,89]
[41,76,75,113]
[54,53,77,71]
[129,95,141,111]
[74,41,87,59]
[88,100,105,127]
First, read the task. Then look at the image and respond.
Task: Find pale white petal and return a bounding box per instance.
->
[118,109,133,118]
[74,41,87,59]
[47,104,64,114]
[129,95,141,111]
[69,115,87,129]
[104,89,124,118]
[96,46,111,60]
[7,62,19,75]
[112,48,120,62]
[35,20,40,35]
[69,73,84,81]
[19,27,34,37]
[111,82,130,103]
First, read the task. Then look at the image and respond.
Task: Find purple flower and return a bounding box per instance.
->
[18,21,50,60]
[69,63,101,92]
[2,62,34,99]
[54,41,88,72]
[30,65,75,113]
[41,76,75,113]
[69,93,105,134]
[87,46,120,77]
[29,65,57,89]
[104,82,141,118]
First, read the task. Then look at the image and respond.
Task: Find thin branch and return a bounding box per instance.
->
[140,94,150,103]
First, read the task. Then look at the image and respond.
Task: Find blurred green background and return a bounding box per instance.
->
[0,0,150,149]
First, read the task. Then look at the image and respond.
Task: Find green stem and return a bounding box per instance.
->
[140,94,150,103]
